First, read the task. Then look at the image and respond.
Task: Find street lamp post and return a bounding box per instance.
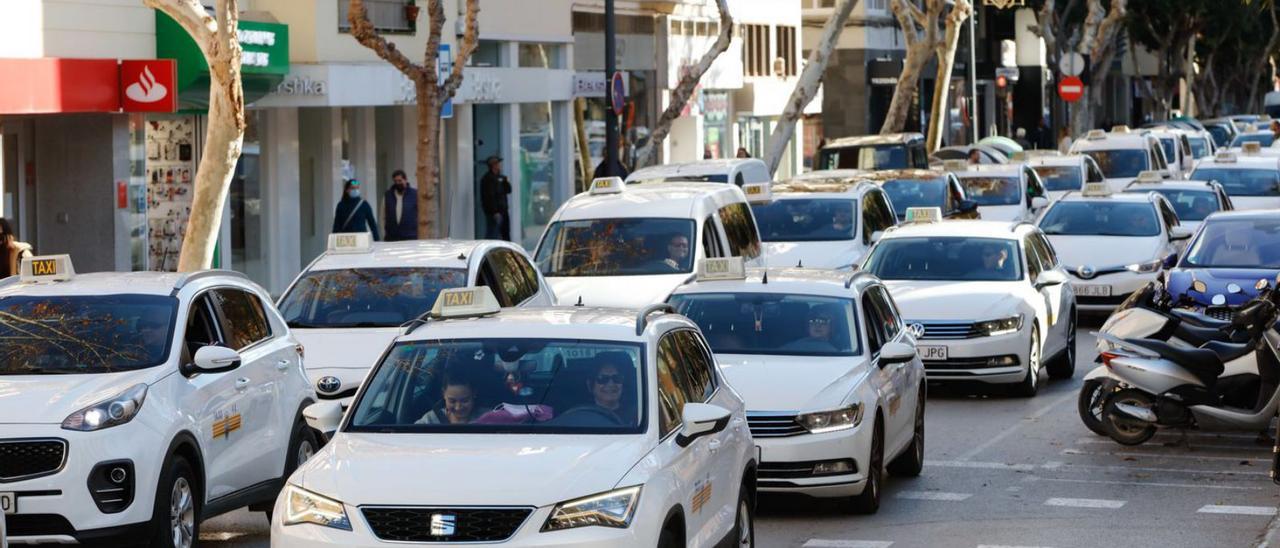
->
[968,7,978,144]
[604,0,619,177]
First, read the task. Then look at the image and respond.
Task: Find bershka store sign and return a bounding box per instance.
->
[0,58,178,114]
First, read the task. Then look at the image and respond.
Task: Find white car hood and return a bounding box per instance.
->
[716,354,863,411]
[0,369,157,424]
[883,280,1024,320]
[1230,196,1280,211]
[296,433,651,507]
[976,205,1024,222]
[1103,177,1133,192]
[295,328,400,371]
[1048,235,1162,269]
[548,274,689,308]
[763,241,864,270]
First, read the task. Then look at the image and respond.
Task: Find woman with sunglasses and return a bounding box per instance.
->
[0,218,32,279]
[585,356,635,425]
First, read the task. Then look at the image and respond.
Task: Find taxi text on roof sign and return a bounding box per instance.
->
[430,286,501,319]
[741,182,772,204]
[697,257,747,281]
[1243,142,1263,154]
[942,159,969,172]
[20,254,75,283]
[590,176,625,195]
[1136,170,1163,182]
[1215,151,1238,163]
[327,232,373,254]
[1086,129,1107,140]
[904,207,942,223]
[1082,182,1113,197]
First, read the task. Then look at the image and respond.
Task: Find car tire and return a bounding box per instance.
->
[1077,379,1110,436]
[731,485,755,547]
[1011,328,1041,398]
[1047,310,1077,380]
[657,522,683,548]
[150,455,199,548]
[888,389,925,477]
[848,418,883,514]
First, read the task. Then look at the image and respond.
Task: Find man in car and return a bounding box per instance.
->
[979,242,1012,276]
[783,306,839,352]
[654,234,690,272]
[831,207,855,235]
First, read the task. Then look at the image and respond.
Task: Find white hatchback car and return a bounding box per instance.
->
[861,218,1077,396]
[626,158,772,188]
[749,171,897,270]
[1123,177,1234,232]
[948,162,1050,222]
[0,256,315,547]
[277,234,554,406]
[1070,127,1170,190]
[274,287,757,548]
[668,259,925,513]
[1023,152,1107,202]
[1189,149,1280,210]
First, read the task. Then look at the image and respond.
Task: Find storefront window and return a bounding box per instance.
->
[144,115,198,272]
[702,91,729,159]
[230,111,266,284]
[519,43,563,69]
[471,40,503,67]
[519,102,556,250]
[580,71,657,172]
[127,115,148,271]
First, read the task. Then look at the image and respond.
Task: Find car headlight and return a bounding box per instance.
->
[542,485,642,532]
[1126,259,1162,273]
[974,314,1024,337]
[283,484,352,531]
[61,384,148,431]
[797,404,863,434]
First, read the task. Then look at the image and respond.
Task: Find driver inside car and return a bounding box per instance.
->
[584,354,636,425]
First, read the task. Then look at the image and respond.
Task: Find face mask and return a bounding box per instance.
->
[347,189,361,199]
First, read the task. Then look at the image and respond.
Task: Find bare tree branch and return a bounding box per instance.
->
[348,0,424,80]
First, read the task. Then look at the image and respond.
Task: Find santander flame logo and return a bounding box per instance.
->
[125,66,168,104]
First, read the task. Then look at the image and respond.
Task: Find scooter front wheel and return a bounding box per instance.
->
[1102,389,1158,446]
[1077,379,1109,435]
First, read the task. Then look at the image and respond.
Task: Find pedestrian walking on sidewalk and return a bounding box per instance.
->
[332,179,380,241]
[383,169,418,241]
[480,156,512,241]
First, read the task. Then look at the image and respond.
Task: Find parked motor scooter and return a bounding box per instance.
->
[1094,277,1280,446]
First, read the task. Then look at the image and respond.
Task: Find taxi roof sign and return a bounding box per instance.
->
[589,177,625,195]
[1135,170,1164,182]
[21,254,75,283]
[1082,182,1113,197]
[697,257,747,281]
[430,286,501,319]
[942,159,970,172]
[904,207,943,223]
[741,182,772,204]
[1111,125,1131,133]
[1215,151,1238,163]
[1086,129,1107,140]
[327,233,373,254]
[1243,142,1263,154]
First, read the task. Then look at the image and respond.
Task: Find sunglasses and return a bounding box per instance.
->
[809,317,832,326]
[594,374,624,385]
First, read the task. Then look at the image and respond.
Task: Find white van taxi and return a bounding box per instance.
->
[0,256,315,547]
[1037,181,1190,312]
[1189,148,1280,210]
[860,214,1077,396]
[1070,127,1169,190]
[533,177,766,308]
[277,234,554,403]
[1022,152,1107,202]
[947,161,1050,222]
[668,259,925,512]
[274,287,757,548]
[626,158,771,188]
[749,171,897,270]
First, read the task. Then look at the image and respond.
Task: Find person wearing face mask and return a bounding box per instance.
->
[0,218,32,279]
[332,179,380,241]
[383,169,418,241]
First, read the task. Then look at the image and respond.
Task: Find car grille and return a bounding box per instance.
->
[1205,307,1236,321]
[759,459,858,480]
[361,507,532,543]
[746,413,806,438]
[907,320,979,340]
[924,355,1020,371]
[6,514,75,537]
[0,439,67,482]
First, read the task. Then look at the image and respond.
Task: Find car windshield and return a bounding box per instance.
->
[630,174,728,184]
[1188,137,1211,158]
[821,144,911,170]
[1031,166,1084,191]
[669,293,862,357]
[751,199,856,242]
[278,268,468,328]
[347,339,644,433]
[862,237,1023,281]
[880,178,948,217]
[1082,149,1150,178]
[1232,133,1275,147]
[1207,126,1232,148]
[1189,168,1280,196]
[959,176,1021,205]
[1039,202,1161,237]
[1159,139,1178,163]
[0,294,177,375]
[1182,218,1280,268]
[1124,188,1219,221]
[536,218,697,276]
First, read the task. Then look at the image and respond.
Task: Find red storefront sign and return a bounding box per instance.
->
[120,60,178,112]
[0,58,178,114]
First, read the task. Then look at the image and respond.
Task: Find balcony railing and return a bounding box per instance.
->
[337,0,416,34]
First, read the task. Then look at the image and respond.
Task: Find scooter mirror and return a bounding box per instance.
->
[1211,294,1227,306]
[1258,279,1270,291]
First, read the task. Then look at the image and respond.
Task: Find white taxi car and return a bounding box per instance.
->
[0,256,315,547]
[853,168,981,222]
[1123,176,1233,232]
[1023,152,1107,202]
[749,171,896,270]
[277,234,554,405]
[1070,127,1170,190]
[273,287,756,547]
[947,161,1050,222]
[1147,128,1194,178]
[626,158,771,187]
[668,259,925,513]
[1189,149,1280,210]
[860,214,1077,396]
[534,177,766,308]
[1036,182,1190,312]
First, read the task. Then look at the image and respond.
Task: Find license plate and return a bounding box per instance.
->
[917,346,948,361]
[1073,284,1112,297]
[1,491,14,515]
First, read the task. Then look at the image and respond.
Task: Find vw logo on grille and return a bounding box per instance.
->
[1077,265,1096,279]
[430,513,457,537]
[908,323,926,338]
[316,376,342,395]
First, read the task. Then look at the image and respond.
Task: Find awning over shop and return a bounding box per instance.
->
[155,13,289,112]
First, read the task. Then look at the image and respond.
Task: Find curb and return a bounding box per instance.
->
[1258,509,1280,548]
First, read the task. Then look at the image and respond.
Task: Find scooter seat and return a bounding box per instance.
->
[1173,323,1231,346]
[1124,338,1225,386]
[1202,341,1253,363]
[1170,308,1231,329]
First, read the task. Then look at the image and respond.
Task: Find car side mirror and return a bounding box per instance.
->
[190,346,241,374]
[879,341,916,367]
[1030,196,1049,210]
[1170,226,1193,241]
[303,401,344,437]
[1035,270,1068,289]
[957,199,978,214]
[676,403,731,447]
[1163,253,1179,269]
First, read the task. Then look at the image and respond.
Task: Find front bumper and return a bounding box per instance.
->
[1070,270,1156,312]
[915,328,1028,384]
[753,424,870,498]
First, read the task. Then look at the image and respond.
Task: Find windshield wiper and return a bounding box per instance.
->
[285,320,326,328]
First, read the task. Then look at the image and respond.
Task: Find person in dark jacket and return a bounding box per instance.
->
[332,179,380,240]
[480,156,512,241]
[383,169,418,241]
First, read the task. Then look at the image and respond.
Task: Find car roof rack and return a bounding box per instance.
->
[844,270,873,289]
[636,303,676,335]
[1009,221,1035,233]
[172,269,251,294]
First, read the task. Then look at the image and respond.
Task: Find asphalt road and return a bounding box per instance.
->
[200,317,1280,548]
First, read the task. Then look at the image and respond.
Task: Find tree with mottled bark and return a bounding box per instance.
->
[763,0,860,175]
[1029,0,1127,135]
[635,0,733,168]
[924,0,972,152]
[880,0,944,135]
[348,0,479,239]
[143,0,244,272]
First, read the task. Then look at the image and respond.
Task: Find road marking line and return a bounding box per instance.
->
[1036,477,1264,491]
[1197,505,1277,516]
[926,460,1037,471]
[976,545,1054,548]
[929,458,1269,476]
[1041,461,1064,469]
[802,540,894,548]
[1044,497,1126,509]
[896,490,972,501]
[1072,438,1270,454]
[1062,448,1269,463]
[957,392,1075,461]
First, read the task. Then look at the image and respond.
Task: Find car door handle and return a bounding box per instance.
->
[276,359,290,371]
[235,377,251,391]
[707,439,722,453]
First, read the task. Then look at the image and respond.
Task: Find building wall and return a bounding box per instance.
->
[0,0,155,59]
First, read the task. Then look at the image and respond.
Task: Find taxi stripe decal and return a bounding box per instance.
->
[213,414,242,439]
[691,483,713,513]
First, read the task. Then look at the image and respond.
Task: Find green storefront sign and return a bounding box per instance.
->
[155,13,289,112]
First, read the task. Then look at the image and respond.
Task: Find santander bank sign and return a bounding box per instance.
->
[120,60,178,112]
